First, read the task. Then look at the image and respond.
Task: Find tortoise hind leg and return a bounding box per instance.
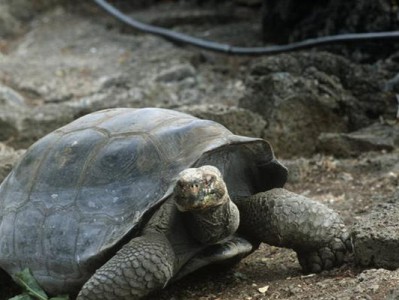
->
[237,188,351,273]
[77,232,175,300]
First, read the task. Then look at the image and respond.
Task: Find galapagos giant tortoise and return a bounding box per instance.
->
[0,108,350,299]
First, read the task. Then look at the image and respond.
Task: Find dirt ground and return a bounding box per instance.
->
[0,1,399,300]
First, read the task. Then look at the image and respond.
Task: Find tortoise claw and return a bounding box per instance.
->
[297,234,351,273]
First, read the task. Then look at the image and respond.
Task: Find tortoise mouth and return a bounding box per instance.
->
[185,188,225,211]
[173,165,227,212]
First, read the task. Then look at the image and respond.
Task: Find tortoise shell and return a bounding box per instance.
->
[0,107,287,293]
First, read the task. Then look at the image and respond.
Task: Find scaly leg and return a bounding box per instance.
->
[77,232,175,300]
[237,188,351,273]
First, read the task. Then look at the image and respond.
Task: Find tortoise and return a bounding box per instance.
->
[0,107,350,299]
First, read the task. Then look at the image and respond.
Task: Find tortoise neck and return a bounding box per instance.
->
[183,195,239,245]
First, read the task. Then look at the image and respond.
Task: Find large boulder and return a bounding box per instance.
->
[352,189,399,270]
[239,52,396,157]
[179,104,267,138]
[318,122,399,157]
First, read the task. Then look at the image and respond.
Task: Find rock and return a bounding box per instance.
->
[178,104,266,138]
[240,52,396,157]
[65,88,144,115]
[261,0,396,57]
[334,151,399,177]
[0,0,64,37]
[257,285,269,294]
[240,53,348,157]
[0,143,24,183]
[0,4,22,37]
[154,64,197,83]
[387,285,399,300]
[0,84,26,106]
[280,158,310,184]
[5,0,63,20]
[352,197,399,270]
[0,103,76,149]
[1,1,249,118]
[0,105,21,143]
[318,123,399,157]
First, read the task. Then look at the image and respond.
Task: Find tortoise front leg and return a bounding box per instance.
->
[77,231,175,300]
[237,188,351,273]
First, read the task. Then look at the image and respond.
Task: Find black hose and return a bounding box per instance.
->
[94,0,399,56]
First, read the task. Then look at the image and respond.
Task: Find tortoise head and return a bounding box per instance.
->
[174,165,228,212]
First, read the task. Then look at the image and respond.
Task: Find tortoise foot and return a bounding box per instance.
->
[297,233,351,273]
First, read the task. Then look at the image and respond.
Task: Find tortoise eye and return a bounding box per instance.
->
[177,180,185,188]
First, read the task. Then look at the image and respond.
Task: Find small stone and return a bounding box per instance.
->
[258,285,269,294]
[339,172,353,182]
[233,272,248,280]
[301,273,316,279]
[369,284,379,293]
[154,64,196,83]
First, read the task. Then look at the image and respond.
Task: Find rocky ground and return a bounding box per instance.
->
[0,1,399,299]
